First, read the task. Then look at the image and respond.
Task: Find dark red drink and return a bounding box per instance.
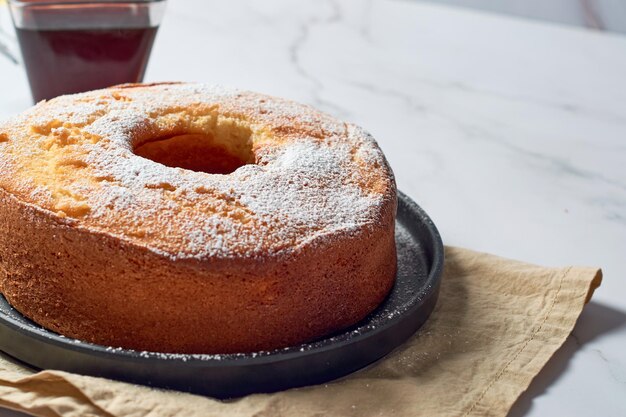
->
[16,27,158,102]
[9,0,166,102]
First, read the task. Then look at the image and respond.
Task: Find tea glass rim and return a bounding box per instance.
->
[8,0,166,6]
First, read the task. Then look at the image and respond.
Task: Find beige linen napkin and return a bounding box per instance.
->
[0,246,602,417]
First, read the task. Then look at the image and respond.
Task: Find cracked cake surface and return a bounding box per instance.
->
[0,82,397,354]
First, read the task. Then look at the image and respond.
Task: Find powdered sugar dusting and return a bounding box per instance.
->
[0,83,395,260]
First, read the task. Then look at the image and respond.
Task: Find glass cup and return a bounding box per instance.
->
[8,0,166,102]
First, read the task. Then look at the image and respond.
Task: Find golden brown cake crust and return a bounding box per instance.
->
[0,83,397,354]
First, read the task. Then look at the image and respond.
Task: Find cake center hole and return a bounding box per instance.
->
[133,129,254,175]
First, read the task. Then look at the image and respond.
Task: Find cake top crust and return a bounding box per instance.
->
[0,83,396,261]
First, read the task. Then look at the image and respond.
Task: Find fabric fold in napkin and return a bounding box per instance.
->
[0,246,602,417]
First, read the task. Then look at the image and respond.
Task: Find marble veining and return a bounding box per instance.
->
[287,0,346,115]
[0,1,625,416]
[571,332,626,386]
[418,0,626,34]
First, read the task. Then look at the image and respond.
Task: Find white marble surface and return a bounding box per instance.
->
[420,0,626,34]
[0,0,625,416]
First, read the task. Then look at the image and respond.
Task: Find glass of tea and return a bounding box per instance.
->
[8,0,166,103]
